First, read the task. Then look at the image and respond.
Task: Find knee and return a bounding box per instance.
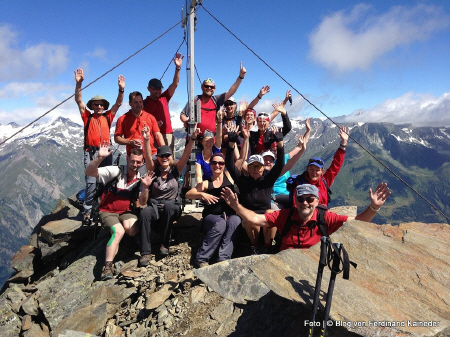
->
[112,225,125,240]
[140,205,158,221]
[206,216,226,235]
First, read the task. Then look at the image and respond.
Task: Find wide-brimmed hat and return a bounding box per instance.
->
[87,95,110,110]
[157,145,172,156]
[148,78,163,89]
[247,155,264,166]
[295,184,319,198]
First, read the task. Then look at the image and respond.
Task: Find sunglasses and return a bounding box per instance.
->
[248,164,263,169]
[210,161,225,166]
[296,196,317,203]
[308,158,324,166]
[158,154,171,158]
[203,84,215,89]
[224,102,235,107]
[93,103,104,107]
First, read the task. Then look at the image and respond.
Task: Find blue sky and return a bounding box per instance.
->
[0,0,449,130]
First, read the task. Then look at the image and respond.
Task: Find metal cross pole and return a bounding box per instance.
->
[186,0,201,190]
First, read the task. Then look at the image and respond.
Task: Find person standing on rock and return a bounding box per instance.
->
[85,143,154,281]
[221,183,391,251]
[143,53,184,154]
[74,68,125,225]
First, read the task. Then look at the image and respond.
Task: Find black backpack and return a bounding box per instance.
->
[280,204,329,247]
[286,173,332,208]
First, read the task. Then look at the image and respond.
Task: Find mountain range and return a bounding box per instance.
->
[0,116,449,287]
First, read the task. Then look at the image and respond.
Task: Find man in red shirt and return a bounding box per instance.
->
[144,53,184,153]
[114,91,165,157]
[74,68,125,223]
[180,62,247,138]
[85,144,154,281]
[221,183,391,251]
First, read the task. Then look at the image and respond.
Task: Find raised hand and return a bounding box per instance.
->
[141,172,156,187]
[228,124,240,142]
[272,103,286,115]
[239,62,246,78]
[174,53,184,68]
[369,183,391,210]
[98,141,112,158]
[141,126,150,140]
[240,122,250,139]
[297,134,305,149]
[238,101,249,116]
[221,187,239,209]
[259,85,270,97]
[74,68,84,83]
[118,74,125,91]
[340,126,349,145]
[191,124,200,140]
[305,117,311,132]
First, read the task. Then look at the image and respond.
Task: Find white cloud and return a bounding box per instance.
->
[85,47,107,61]
[0,82,71,99]
[0,24,69,81]
[309,3,450,72]
[340,91,450,127]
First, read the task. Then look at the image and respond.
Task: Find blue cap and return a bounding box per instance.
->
[307,157,324,169]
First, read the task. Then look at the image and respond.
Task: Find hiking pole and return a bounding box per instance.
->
[308,236,329,337]
[320,242,342,337]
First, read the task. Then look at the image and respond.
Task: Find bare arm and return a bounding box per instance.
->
[142,126,154,172]
[224,62,247,101]
[186,181,220,205]
[166,53,183,97]
[109,74,125,115]
[248,85,270,110]
[282,134,306,175]
[74,68,86,115]
[353,183,391,222]
[176,127,200,173]
[155,131,165,147]
[215,109,224,148]
[221,187,268,226]
[195,163,203,184]
[270,90,291,121]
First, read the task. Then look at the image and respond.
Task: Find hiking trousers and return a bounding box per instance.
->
[83,148,112,215]
[139,199,181,255]
[196,214,241,263]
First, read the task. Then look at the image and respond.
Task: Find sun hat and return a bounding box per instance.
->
[87,95,110,110]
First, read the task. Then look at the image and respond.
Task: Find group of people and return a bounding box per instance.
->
[75,56,391,280]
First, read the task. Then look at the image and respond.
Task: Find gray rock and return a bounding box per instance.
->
[0,298,21,337]
[21,292,39,316]
[193,255,271,304]
[40,218,95,244]
[6,285,27,313]
[59,329,100,337]
[10,245,35,272]
[210,298,234,322]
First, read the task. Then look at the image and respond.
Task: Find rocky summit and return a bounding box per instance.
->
[0,196,449,337]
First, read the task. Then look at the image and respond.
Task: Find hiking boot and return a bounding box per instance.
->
[250,245,259,255]
[82,212,92,226]
[139,254,151,267]
[193,259,209,269]
[160,246,169,257]
[101,262,114,281]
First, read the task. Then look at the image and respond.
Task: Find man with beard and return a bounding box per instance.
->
[85,144,154,280]
[221,183,391,251]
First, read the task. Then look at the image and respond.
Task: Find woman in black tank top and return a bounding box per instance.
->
[186,153,241,267]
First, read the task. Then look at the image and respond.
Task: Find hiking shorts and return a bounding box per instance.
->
[99,211,137,229]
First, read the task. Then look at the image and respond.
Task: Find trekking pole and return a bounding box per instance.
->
[308,236,329,337]
[320,243,342,337]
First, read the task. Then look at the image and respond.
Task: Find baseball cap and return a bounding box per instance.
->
[261,151,275,159]
[295,184,319,198]
[307,157,324,169]
[157,145,172,156]
[247,155,264,166]
[148,78,163,89]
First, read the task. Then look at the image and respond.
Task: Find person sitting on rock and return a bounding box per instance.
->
[186,153,240,268]
[286,126,349,207]
[221,183,391,251]
[85,143,154,281]
[137,125,200,266]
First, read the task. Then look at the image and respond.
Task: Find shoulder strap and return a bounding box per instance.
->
[280,208,297,238]
[316,204,328,237]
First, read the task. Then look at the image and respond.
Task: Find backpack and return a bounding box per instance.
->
[286,173,332,208]
[90,165,141,226]
[280,204,329,247]
[84,113,112,151]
